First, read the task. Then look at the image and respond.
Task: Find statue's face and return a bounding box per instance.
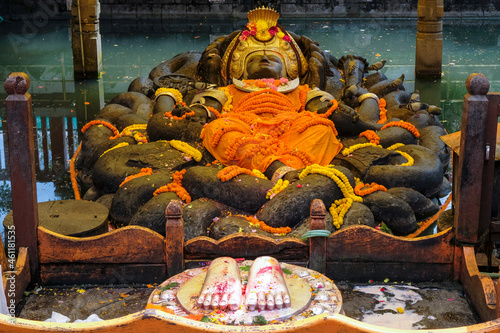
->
[245,53,284,79]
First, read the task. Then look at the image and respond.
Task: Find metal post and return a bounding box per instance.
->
[415,0,443,77]
[4,72,39,279]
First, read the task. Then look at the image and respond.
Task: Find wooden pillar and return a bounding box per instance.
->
[4,72,39,280]
[453,73,491,244]
[415,0,443,77]
[165,200,184,277]
[71,0,102,79]
[309,199,327,274]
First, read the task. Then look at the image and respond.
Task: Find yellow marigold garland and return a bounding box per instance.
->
[386,143,405,150]
[359,130,380,145]
[81,120,119,138]
[354,182,388,196]
[329,197,353,229]
[395,150,415,166]
[111,124,148,144]
[245,215,291,235]
[217,165,259,182]
[155,88,183,104]
[266,178,289,199]
[70,142,82,200]
[377,98,387,124]
[299,164,363,203]
[252,169,267,179]
[220,86,234,113]
[342,143,382,156]
[100,142,129,158]
[170,140,202,162]
[381,120,420,138]
[119,167,154,187]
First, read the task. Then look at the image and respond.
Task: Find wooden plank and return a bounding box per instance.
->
[3,247,30,306]
[326,226,454,263]
[38,226,165,264]
[4,72,39,279]
[326,261,453,282]
[2,308,500,332]
[40,263,166,285]
[165,201,184,277]
[461,246,497,322]
[309,199,327,274]
[185,234,307,260]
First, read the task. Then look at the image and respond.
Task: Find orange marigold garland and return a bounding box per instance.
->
[70,142,82,200]
[381,120,420,138]
[377,98,387,124]
[217,165,259,182]
[81,120,119,137]
[209,125,247,147]
[164,107,195,120]
[354,182,388,196]
[119,167,154,187]
[245,215,291,235]
[359,130,380,145]
[297,117,338,136]
[152,170,191,203]
[206,106,222,119]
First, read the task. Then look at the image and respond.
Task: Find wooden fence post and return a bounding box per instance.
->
[165,200,184,277]
[4,72,39,280]
[453,73,491,244]
[309,199,327,274]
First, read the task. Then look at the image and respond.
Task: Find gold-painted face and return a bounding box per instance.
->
[244,52,284,79]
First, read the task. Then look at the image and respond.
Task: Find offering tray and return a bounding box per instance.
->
[148,260,343,325]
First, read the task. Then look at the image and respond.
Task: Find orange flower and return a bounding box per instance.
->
[354,182,387,196]
[377,98,387,124]
[81,120,119,137]
[70,143,82,200]
[297,117,338,136]
[119,167,154,187]
[217,165,259,182]
[381,120,420,138]
[245,215,291,234]
[359,130,380,145]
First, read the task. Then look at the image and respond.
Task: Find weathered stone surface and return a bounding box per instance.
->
[182,166,272,213]
[406,110,441,129]
[365,144,444,197]
[92,141,195,194]
[362,191,418,235]
[96,104,135,124]
[128,191,179,235]
[418,125,451,169]
[256,168,354,228]
[387,187,440,220]
[147,112,205,144]
[95,193,114,210]
[289,214,335,238]
[209,215,271,240]
[110,172,173,226]
[383,90,411,109]
[342,202,376,228]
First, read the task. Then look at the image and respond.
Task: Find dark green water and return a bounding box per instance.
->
[0,17,499,217]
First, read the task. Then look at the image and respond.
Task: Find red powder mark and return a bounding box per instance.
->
[257,266,273,275]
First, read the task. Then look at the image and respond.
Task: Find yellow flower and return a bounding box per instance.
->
[100,142,129,157]
[277,31,285,39]
[170,140,202,162]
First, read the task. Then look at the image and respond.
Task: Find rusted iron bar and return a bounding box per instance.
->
[415,0,443,77]
[309,199,327,274]
[165,200,185,277]
[4,72,39,279]
[453,73,491,244]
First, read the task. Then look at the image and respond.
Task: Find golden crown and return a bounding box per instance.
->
[247,6,280,28]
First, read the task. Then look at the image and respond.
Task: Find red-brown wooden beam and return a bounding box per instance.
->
[4,72,39,279]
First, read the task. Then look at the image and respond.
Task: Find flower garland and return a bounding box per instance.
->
[209,125,247,148]
[354,182,388,196]
[242,78,289,91]
[395,150,415,166]
[298,85,309,112]
[111,124,148,144]
[225,136,261,161]
[217,165,260,182]
[359,130,380,145]
[153,169,191,203]
[386,143,405,151]
[206,106,222,119]
[81,120,119,138]
[381,120,420,138]
[297,117,338,136]
[219,86,234,114]
[377,98,387,124]
[329,197,353,229]
[299,164,363,203]
[164,107,195,120]
[100,142,129,158]
[245,215,292,235]
[313,99,338,118]
[155,88,183,104]
[342,142,382,156]
[119,167,154,187]
[404,194,452,239]
[266,178,289,199]
[170,140,203,162]
[252,169,267,179]
[290,148,314,166]
[70,142,82,200]
[234,88,294,113]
